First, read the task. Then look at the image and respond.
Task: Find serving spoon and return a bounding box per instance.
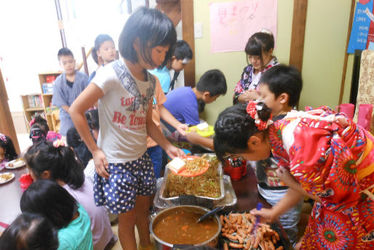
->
[196,206,224,223]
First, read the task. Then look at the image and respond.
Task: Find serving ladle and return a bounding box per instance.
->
[196,206,224,223]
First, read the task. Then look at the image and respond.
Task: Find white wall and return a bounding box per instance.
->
[0,0,61,112]
[0,0,140,112]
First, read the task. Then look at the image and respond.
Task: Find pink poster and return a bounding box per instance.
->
[210,0,277,53]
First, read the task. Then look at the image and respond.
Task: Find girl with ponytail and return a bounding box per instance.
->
[24,141,116,250]
[214,101,374,249]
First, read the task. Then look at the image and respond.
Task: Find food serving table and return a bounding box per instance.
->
[154,163,291,249]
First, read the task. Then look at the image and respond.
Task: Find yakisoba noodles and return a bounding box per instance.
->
[165,156,221,198]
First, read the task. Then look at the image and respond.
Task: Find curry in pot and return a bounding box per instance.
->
[152,206,219,244]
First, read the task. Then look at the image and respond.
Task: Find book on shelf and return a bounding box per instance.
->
[42,83,54,94]
[27,95,43,108]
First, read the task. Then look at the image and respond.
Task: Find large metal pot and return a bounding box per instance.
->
[150,205,221,250]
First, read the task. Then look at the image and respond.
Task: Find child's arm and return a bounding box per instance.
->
[185,132,214,150]
[69,83,109,179]
[52,80,70,111]
[146,100,184,159]
[237,89,259,103]
[159,104,188,136]
[61,106,70,112]
[251,188,304,223]
[276,167,321,202]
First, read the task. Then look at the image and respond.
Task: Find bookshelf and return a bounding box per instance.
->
[21,94,45,127]
[21,72,61,132]
[39,72,60,131]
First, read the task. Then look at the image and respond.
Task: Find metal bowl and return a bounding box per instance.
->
[150,205,221,249]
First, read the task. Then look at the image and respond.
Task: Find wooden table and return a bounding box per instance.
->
[0,166,28,232]
[230,166,263,212]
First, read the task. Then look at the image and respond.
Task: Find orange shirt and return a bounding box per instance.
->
[147,78,167,148]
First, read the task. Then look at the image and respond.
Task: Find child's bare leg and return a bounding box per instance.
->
[135,195,152,247]
[118,209,137,250]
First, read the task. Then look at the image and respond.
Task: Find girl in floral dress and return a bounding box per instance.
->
[214,102,374,249]
[233,31,278,104]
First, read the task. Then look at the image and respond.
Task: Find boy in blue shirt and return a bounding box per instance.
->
[163,69,227,150]
[52,48,88,136]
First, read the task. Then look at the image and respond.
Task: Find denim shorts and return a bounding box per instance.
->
[93,153,155,214]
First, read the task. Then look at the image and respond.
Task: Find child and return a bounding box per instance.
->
[0,133,17,168]
[164,69,227,126]
[20,180,93,250]
[66,127,92,166]
[149,40,192,94]
[255,64,303,246]
[214,102,374,249]
[83,109,100,182]
[67,109,100,177]
[88,34,117,83]
[52,48,89,136]
[163,69,227,150]
[24,141,115,250]
[69,7,182,250]
[29,115,61,144]
[233,31,278,104]
[0,213,58,250]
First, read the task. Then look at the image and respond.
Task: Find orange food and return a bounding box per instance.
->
[221,213,280,249]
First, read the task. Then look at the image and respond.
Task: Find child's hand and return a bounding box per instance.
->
[250,207,277,223]
[240,89,259,102]
[335,116,349,127]
[276,166,297,187]
[164,144,185,159]
[93,149,109,179]
[176,123,188,136]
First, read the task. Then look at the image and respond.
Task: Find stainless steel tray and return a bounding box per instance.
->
[154,175,237,210]
[159,158,225,203]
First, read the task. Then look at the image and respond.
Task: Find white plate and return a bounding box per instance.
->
[5,159,26,169]
[0,172,15,184]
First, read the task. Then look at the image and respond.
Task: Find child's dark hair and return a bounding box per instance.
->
[92,34,114,65]
[0,212,58,250]
[85,109,99,130]
[24,141,84,189]
[32,115,49,132]
[20,180,78,229]
[57,47,74,60]
[245,32,274,65]
[259,64,303,107]
[29,116,49,144]
[196,69,227,97]
[214,102,272,161]
[0,133,18,161]
[174,40,193,60]
[66,127,92,166]
[118,7,176,68]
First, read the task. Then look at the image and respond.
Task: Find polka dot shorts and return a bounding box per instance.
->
[93,153,156,214]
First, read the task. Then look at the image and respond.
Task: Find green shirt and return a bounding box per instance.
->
[58,205,93,250]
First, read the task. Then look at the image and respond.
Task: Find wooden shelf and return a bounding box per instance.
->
[21,72,61,132]
[25,107,44,111]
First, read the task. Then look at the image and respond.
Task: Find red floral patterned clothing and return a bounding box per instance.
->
[269,107,374,249]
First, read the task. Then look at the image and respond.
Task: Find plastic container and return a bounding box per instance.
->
[223,157,247,181]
